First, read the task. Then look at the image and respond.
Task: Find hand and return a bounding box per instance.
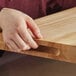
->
[0,8,42,52]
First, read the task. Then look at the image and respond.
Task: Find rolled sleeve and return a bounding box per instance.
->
[46,0,62,15]
[56,0,76,9]
[46,0,76,15]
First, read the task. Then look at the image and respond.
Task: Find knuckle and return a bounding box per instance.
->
[26,39,30,43]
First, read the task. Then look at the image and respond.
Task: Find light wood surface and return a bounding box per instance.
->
[0,7,76,63]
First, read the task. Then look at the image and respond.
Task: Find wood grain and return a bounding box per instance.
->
[0,7,76,63]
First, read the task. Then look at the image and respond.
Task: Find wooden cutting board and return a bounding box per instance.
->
[0,7,76,63]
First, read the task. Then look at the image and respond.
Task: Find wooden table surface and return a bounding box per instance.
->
[0,7,76,63]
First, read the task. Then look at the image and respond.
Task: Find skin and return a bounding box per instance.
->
[0,8,43,52]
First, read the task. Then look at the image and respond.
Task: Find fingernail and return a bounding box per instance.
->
[22,46,30,50]
[33,43,38,49]
[27,46,31,50]
[38,33,43,38]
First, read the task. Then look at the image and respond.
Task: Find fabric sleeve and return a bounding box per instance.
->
[46,0,62,15]
[56,0,76,9]
[46,0,76,15]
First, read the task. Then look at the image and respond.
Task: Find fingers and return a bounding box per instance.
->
[12,33,30,50]
[6,40,20,52]
[17,20,38,49]
[26,16,43,39]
